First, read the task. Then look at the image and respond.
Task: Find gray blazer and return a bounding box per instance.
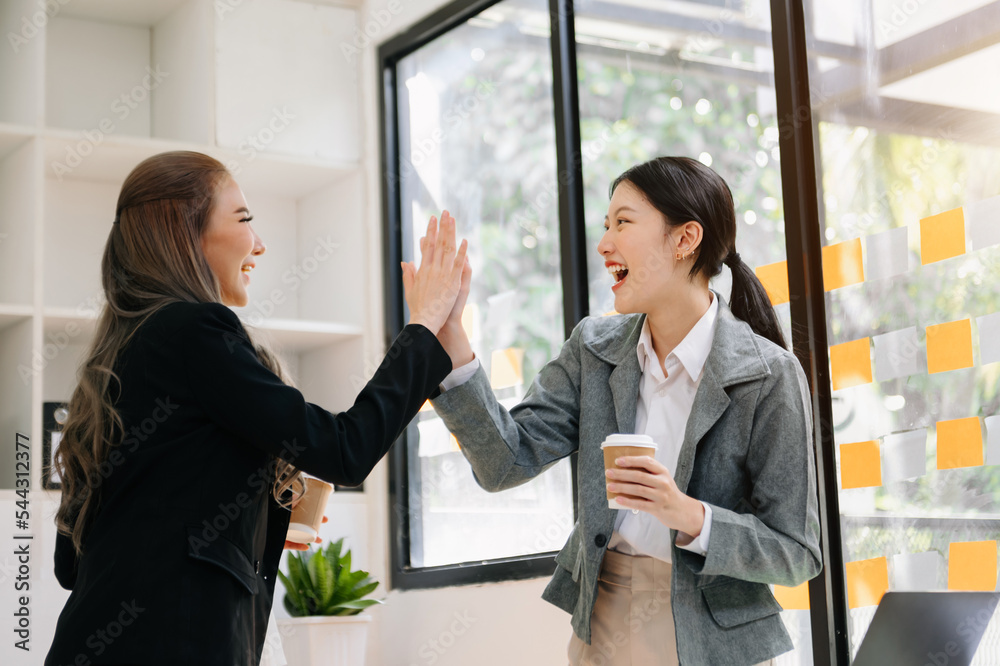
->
[431,295,822,665]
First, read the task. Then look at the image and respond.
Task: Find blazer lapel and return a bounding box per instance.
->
[673,295,772,494]
[674,363,730,493]
[609,353,641,434]
[583,313,645,435]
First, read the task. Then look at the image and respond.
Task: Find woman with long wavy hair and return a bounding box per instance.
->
[45,151,466,665]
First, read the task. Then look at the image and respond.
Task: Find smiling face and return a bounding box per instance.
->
[598,181,703,315]
[200,177,265,307]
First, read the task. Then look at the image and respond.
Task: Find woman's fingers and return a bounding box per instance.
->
[606,467,664,489]
[422,216,438,267]
[614,455,666,474]
[608,481,659,501]
[405,210,469,334]
[401,261,414,293]
[452,239,468,281]
[435,210,456,269]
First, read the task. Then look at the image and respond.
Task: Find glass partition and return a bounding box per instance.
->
[806,0,1000,661]
[573,1,807,661]
[395,0,575,568]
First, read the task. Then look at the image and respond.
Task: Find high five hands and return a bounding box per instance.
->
[401,211,469,336]
[606,456,706,542]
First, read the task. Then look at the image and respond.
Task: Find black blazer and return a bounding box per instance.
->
[45,301,450,666]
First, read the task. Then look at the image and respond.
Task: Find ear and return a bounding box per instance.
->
[673,221,704,256]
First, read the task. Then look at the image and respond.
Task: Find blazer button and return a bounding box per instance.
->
[594,534,607,548]
[255,560,261,574]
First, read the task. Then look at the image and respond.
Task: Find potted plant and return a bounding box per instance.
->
[275,538,383,666]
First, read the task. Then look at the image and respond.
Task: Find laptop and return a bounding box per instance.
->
[853,591,1000,666]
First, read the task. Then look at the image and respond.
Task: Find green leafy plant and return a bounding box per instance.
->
[277,538,383,616]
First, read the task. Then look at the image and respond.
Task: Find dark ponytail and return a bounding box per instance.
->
[723,251,787,349]
[611,156,787,350]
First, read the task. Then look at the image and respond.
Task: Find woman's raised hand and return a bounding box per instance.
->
[401,211,468,336]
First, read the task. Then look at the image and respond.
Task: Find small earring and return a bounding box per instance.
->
[675,253,682,261]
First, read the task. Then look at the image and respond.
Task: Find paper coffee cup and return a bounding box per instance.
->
[601,434,657,509]
[286,477,334,544]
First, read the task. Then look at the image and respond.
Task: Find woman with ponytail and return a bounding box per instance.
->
[420,156,821,665]
[46,151,465,665]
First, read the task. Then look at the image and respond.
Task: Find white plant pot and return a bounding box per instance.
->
[276,614,372,666]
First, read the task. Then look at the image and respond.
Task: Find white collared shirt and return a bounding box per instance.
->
[438,296,719,563]
[608,295,718,562]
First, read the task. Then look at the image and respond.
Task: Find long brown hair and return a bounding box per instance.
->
[55,151,304,554]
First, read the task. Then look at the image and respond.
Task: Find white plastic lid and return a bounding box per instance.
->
[600,434,657,449]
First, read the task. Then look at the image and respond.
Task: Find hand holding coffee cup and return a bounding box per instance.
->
[601,434,657,509]
[284,515,327,551]
[286,477,334,545]
[603,438,707,538]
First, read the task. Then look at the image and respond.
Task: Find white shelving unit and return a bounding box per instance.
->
[0,0,369,497]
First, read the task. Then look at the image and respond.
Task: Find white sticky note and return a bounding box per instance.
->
[882,429,927,483]
[892,551,943,591]
[979,312,1000,366]
[873,327,921,382]
[965,196,1000,251]
[986,415,1000,466]
[865,227,909,281]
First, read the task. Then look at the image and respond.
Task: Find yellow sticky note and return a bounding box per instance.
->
[846,557,889,609]
[830,338,873,390]
[949,541,998,591]
[755,261,790,306]
[920,207,966,265]
[926,319,973,374]
[490,347,525,389]
[822,239,865,291]
[936,417,983,470]
[773,581,810,610]
[840,440,882,489]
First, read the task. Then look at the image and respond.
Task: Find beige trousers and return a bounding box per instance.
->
[567,550,776,666]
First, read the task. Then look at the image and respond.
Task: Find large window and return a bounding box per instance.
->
[381,0,1000,663]
[382,0,576,587]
